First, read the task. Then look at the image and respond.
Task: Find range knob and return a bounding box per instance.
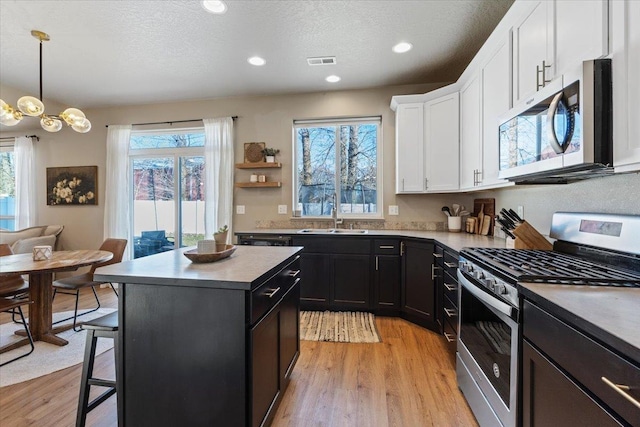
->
[485,278,496,288]
[494,283,507,295]
[474,271,485,280]
[461,262,473,273]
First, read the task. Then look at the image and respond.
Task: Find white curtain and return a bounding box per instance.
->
[14,136,36,229]
[104,125,132,259]
[203,117,234,242]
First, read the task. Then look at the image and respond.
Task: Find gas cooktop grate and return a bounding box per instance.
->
[463,248,640,287]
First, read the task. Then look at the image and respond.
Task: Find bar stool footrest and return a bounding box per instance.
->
[87,378,116,388]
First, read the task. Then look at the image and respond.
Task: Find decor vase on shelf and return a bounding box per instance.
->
[262,147,280,163]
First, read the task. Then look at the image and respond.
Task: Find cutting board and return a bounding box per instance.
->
[473,198,495,236]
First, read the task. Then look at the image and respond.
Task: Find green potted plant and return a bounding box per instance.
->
[262,147,280,163]
[214,225,229,245]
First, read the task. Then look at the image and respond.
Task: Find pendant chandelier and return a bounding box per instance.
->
[0,30,91,133]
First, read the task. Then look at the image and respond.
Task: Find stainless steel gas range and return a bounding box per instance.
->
[456,212,640,427]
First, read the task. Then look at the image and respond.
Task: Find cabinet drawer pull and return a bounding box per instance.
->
[444,262,457,268]
[444,332,456,343]
[444,283,457,291]
[601,377,640,409]
[265,287,281,298]
[433,253,443,258]
[288,270,300,277]
[431,264,442,280]
[379,245,395,249]
[444,308,457,318]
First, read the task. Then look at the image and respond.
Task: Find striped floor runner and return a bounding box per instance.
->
[300,310,381,343]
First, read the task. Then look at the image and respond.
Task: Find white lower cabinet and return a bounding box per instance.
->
[612,0,640,173]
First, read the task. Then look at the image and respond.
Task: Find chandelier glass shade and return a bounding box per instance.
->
[0,30,91,133]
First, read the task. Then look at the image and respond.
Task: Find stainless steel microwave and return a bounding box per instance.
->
[498,59,612,184]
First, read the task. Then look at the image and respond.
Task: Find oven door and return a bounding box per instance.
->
[457,270,518,427]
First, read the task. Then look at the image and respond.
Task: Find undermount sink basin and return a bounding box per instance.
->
[297,228,368,234]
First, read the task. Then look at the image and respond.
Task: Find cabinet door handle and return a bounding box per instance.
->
[402,178,405,191]
[444,308,457,318]
[375,256,379,271]
[443,332,456,343]
[400,242,404,256]
[444,283,457,291]
[444,262,457,268]
[265,287,281,298]
[379,245,395,249]
[288,270,300,277]
[542,60,552,86]
[433,253,443,258]
[601,377,640,409]
[425,178,428,190]
[536,64,543,90]
[431,264,442,280]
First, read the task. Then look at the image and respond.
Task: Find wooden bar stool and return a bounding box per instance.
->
[76,311,121,427]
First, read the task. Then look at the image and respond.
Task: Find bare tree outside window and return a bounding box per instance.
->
[294,119,380,217]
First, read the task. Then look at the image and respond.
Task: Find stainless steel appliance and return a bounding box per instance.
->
[498,59,612,184]
[457,212,640,427]
[237,234,292,246]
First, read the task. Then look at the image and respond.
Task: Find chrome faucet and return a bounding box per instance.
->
[332,192,343,229]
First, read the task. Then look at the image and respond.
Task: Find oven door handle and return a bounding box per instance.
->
[458,270,513,318]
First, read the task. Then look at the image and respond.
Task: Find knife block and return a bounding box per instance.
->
[512,221,553,250]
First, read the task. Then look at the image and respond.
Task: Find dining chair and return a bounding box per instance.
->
[0,244,30,323]
[0,295,35,366]
[52,238,127,331]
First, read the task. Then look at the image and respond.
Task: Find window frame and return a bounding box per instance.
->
[128,127,205,251]
[292,116,383,220]
[0,140,16,230]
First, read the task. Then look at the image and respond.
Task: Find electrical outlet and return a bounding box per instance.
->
[236,205,245,215]
[517,205,524,219]
[389,205,399,215]
[278,205,287,214]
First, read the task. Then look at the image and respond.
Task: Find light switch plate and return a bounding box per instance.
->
[389,205,399,215]
[236,205,245,214]
[278,205,287,214]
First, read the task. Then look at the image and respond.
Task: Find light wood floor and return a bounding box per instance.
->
[0,288,478,427]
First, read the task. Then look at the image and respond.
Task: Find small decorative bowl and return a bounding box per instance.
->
[183,244,237,263]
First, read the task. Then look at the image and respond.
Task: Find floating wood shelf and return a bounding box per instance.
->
[235,182,282,188]
[235,162,282,169]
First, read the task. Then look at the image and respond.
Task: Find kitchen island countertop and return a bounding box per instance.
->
[94,245,303,291]
[519,283,640,364]
[236,229,511,253]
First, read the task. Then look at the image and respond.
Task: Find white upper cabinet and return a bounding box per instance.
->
[512,0,608,106]
[395,103,425,193]
[612,0,640,172]
[512,1,554,105]
[425,93,460,192]
[554,0,608,76]
[459,75,482,190]
[481,38,512,188]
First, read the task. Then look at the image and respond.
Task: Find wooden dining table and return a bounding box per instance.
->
[0,250,113,350]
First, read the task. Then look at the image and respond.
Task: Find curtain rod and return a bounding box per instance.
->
[105,117,238,128]
[0,135,39,142]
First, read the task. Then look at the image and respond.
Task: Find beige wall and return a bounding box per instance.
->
[3,82,638,249]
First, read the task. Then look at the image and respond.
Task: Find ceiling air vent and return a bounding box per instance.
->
[307,56,337,66]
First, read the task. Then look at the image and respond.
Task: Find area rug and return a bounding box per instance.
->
[0,308,116,387]
[300,311,381,343]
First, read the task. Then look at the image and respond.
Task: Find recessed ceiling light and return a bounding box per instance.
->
[248,56,266,66]
[202,1,227,14]
[325,75,341,83]
[392,42,413,53]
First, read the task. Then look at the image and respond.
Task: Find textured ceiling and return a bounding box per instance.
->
[0,0,513,110]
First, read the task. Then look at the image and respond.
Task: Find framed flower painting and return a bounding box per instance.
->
[46,166,98,205]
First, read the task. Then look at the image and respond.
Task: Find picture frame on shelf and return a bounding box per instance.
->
[244,142,266,163]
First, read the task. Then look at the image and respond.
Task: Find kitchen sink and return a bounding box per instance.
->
[297,228,368,234]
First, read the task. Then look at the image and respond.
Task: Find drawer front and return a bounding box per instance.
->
[251,257,301,324]
[443,249,459,277]
[442,274,458,306]
[524,301,640,425]
[291,237,370,254]
[374,239,400,255]
[443,294,458,327]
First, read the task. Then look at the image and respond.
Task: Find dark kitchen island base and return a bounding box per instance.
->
[94,246,303,427]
